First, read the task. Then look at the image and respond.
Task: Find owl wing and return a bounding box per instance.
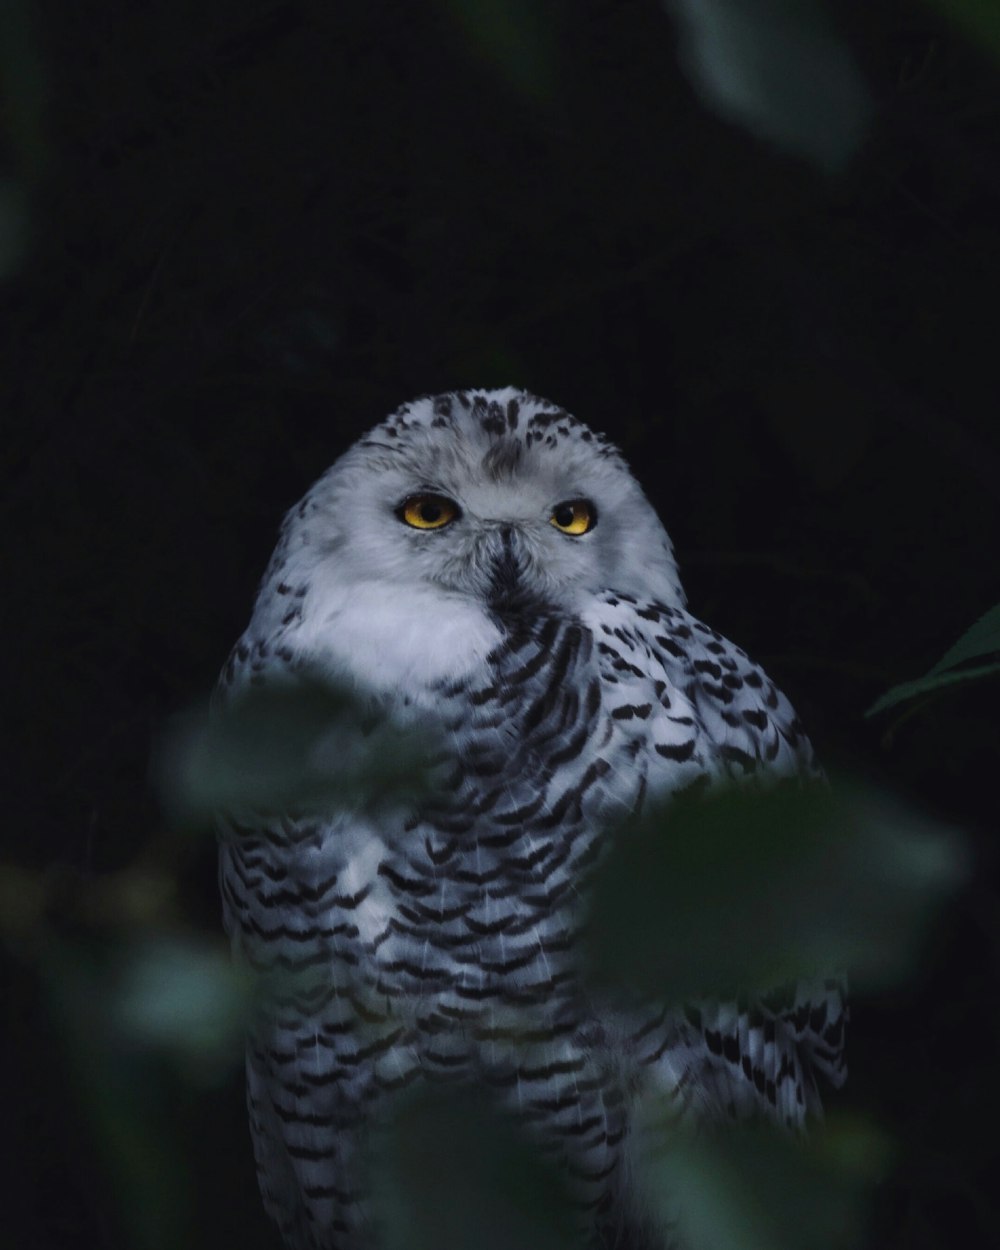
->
[215,635,404,1250]
[586,591,847,1129]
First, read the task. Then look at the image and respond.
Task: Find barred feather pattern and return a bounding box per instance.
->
[217,388,846,1250]
[219,597,845,1248]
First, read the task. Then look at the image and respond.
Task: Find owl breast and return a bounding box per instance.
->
[219,590,831,1250]
[302,587,814,1020]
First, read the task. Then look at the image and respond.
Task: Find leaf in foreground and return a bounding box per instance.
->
[45,945,200,1250]
[636,1103,888,1250]
[157,677,434,825]
[664,0,870,171]
[110,935,252,1077]
[369,1088,576,1250]
[584,781,966,1000]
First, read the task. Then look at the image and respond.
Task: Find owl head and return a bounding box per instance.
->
[249,389,684,691]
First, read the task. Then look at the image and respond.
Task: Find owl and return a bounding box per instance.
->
[217,388,846,1250]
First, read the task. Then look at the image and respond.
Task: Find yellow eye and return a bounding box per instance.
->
[398,493,460,530]
[550,499,596,535]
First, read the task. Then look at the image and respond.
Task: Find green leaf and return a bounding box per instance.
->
[584,781,965,1000]
[44,947,196,1250]
[928,602,1000,674]
[369,1088,576,1250]
[665,0,871,171]
[865,660,1000,718]
[635,1107,886,1250]
[866,603,1000,716]
[111,936,251,1079]
[157,677,434,825]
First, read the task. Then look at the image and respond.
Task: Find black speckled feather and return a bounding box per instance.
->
[218,389,846,1250]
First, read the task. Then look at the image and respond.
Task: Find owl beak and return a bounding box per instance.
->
[487,524,526,608]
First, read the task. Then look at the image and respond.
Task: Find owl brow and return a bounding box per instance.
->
[481,438,522,481]
[391,482,450,504]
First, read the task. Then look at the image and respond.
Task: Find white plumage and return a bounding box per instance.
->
[218,388,846,1249]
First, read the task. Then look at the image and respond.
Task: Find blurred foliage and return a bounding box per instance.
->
[369,1090,577,1250]
[0,691,971,1250]
[157,678,433,826]
[665,0,871,170]
[635,1106,889,1250]
[866,602,1000,718]
[3,0,1000,1247]
[108,935,251,1077]
[42,940,246,1250]
[585,781,965,1000]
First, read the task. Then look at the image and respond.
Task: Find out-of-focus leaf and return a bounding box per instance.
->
[111,935,251,1078]
[866,603,1000,716]
[635,1103,886,1250]
[157,677,434,824]
[369,1088,577,1250]
[584,781,965,1000]
[45,947,195,1250]
[664,0,870,171]
[923,0,1000,60]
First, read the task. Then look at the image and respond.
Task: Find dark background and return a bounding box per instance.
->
[2,1,999,1247]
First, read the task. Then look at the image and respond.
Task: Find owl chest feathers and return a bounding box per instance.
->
[245,600,650,1007]
[217,394,846,1250]
[224,585,811,1018]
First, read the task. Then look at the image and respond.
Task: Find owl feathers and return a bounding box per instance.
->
[218,388,846,1249]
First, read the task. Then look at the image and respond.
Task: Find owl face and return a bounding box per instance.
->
[291,388,683,615]
[249,389,684,693]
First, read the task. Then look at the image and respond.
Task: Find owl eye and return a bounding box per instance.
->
[397,493,460,530]
[550,499,597,536]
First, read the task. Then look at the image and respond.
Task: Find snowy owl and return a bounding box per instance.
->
[217,387,846,1249]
